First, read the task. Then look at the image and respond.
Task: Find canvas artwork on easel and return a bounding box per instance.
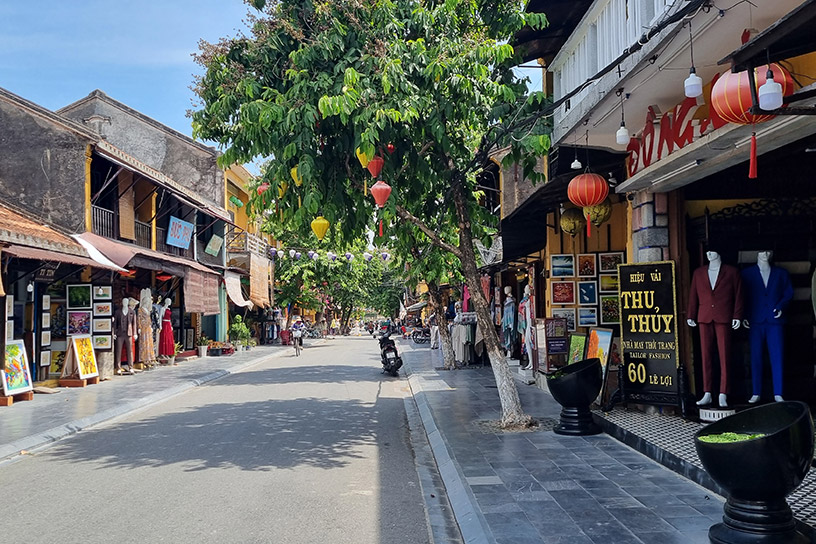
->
[3,340,34,396]
[60,335,99,380]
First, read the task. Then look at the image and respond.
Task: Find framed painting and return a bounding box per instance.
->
[70,335,99,379]
[551,308,576,332]
[41,330,51,347]
[40,349,51,367]
[599,252,624,273]
[550,254,575,278]
[568,333,587,363]
[42,295,50,311]
[2,340,33,396]
[586,328,614,367]
[93,301,113,317]
[551,281,576,305]
[5,321,12,341]
[66,284,92,309]
[600,295,621,325]
[185,328,194,350]
[42,312,51,329]
[67,311,92,335]
[92,317,112,333]
[599,274,619,293]
[578,307,598,328]
[6,295,13,318]
[93,285,113,301]
[577,281,598,305]
[577,254,597,278]
[50,351,66,376]
[93,335,112,351]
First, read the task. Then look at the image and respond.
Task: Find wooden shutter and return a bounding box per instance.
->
[119,171,135,240]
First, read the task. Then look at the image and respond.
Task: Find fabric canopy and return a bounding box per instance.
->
[248,253,270,308]
[4,244,123,272]
[224,272,252,308]
[79,232,217,275]
[406,301,428,312]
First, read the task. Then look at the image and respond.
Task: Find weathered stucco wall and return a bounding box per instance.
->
[0,100,88,232]
[59,94,224,207]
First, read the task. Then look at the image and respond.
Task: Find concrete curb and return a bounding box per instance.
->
[0,343,309,463]
[405,361,497,544]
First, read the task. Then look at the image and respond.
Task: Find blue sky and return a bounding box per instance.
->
[0,0,251,151]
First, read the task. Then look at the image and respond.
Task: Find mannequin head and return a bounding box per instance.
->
[139,288,152,310]
[524,284,531,296]
[121,297,130,314]
[504,286,512,297]
[163,298,172,308]
[757,250,773,264]
[128,298,138,310]
[706,251,720,262]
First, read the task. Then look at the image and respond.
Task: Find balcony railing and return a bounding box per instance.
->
[226,227,269,257]
[91,205,116,239]
[156,226,194,259]
[135,220,151,249]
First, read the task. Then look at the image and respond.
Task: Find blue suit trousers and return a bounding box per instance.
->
[749,324,784,396]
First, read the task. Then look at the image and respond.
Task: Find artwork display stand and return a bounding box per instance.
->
[59,336,100,388]
[0,391,35,406]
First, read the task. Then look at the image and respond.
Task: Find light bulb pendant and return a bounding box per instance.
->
[570,158,582,170]
[758,71,783,111]
[684,67,703,98]
[616,123,630,146]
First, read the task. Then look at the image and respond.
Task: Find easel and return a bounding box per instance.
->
[58,336,99,387]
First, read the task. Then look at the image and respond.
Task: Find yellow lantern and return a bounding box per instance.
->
[311,216,330,241]
[355,147,370,168]
[277,181,288,199]
[560,208,586,237]
[584,197,613,227]
[290,166,303,187]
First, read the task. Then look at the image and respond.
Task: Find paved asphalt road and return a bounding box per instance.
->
[2,337,436,544]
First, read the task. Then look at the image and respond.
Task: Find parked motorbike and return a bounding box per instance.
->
[411,327,431,344]
[377,331,403,376]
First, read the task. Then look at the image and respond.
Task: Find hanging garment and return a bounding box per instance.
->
[138,307,156,363]
[159,308,175,357]
[517,295,534,362]
[501,297,516,353]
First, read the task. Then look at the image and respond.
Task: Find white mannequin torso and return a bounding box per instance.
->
[707,256,721,290]
[758,261,771,287]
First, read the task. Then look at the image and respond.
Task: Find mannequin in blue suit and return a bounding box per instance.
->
[741,251,793,403]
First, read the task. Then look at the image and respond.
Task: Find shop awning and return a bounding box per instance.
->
[3,244,123,272]
[79,232,217,276]
[184,269,221,315]
[95,141,235,226]
[406,301,428,312]
[224,271,252,308]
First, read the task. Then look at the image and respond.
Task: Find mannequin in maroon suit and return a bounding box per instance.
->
[687,251,744,407]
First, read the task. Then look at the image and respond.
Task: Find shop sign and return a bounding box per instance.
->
[166,216,194,249]
[35,262,60,282]
[204,234,224,257]
[618,261,679,405]
[543,318,568,355]
[626,73,729,178]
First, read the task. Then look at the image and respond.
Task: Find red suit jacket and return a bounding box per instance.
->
[688,264,744,324]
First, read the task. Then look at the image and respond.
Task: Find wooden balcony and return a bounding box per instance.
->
[135,220,151,249]
[226,227,269,257]
[156,226,194,259]
[91,205,116,239]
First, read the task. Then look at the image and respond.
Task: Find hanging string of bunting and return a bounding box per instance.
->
[269,247,390,263]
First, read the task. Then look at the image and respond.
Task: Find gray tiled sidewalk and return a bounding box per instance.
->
[0,343,296,462]
[402,342,722,544]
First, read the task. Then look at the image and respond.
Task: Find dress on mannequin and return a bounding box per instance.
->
[687,252,743,408]
[741,251,792,403]
[517,286,534,368]
[137,289,156,366]
[501,289,516,355]
[113,297,136,374]
[151,295,162,358]
[159,299,175,357]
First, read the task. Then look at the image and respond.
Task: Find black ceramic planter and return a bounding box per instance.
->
[694,401,815,544]
[546,358,603,436]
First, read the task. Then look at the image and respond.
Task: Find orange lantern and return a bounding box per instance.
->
[370,179,392,236]
[367,156,384,178]
[567,173,608,238]
[711,64,794,178]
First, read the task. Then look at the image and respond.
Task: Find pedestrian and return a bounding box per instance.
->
[430,313,439,349]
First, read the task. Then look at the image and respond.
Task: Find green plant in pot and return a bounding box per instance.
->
[694,401,814,544]
[229,316,251,350]
[197,336,209,357]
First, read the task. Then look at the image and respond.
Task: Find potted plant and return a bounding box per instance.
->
[229,316,251,352]
[197,336,209,358]
[208,340,223,357]
[694,401,814,543]
[544,358,603,436]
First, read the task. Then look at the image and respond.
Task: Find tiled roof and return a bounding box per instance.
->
[0,202,89,256]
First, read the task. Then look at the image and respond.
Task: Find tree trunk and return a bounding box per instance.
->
[452,180,531,427]
[428,283,456,369]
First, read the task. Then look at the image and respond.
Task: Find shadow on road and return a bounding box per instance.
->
[224,363,390,386]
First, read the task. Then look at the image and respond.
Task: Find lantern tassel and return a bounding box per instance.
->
[586,213,592,238]
[364,179,367,196]
[749,131,758,179]
[379,219,383,237]
[298,195,302,208]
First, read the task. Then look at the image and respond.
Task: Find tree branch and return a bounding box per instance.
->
[395,204,463,259]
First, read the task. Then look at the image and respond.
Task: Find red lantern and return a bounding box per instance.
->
[386,143,395,154]
[567,173,609,237]
[711,64,794,179]
[368,155,384,178]
[257,182,270,195]
[370,179,392,237]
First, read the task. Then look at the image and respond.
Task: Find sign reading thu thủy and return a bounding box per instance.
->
[618,261,679,405]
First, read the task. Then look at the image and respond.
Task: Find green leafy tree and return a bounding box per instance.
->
[192,0,548,426]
